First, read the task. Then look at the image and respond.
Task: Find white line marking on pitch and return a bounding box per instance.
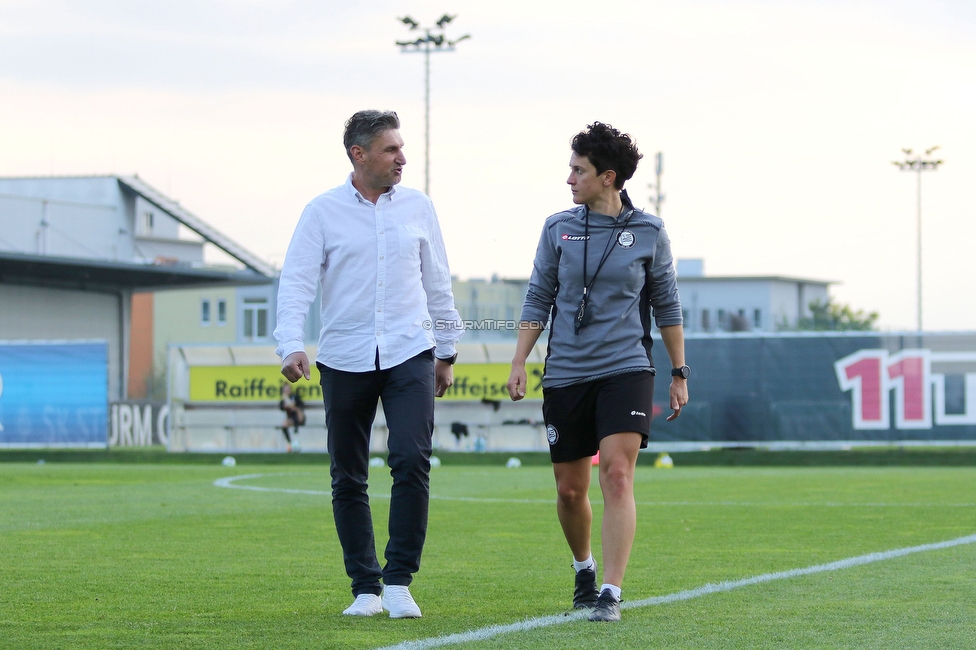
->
[213,474,554,503]
[213,474,975,507]
[373,533,976,650]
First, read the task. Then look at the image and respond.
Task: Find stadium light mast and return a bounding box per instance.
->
[893,146,943,332]
[647,151,665,216]
[396,14,471,197]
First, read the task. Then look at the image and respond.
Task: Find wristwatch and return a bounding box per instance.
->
[437,352,459,365]
[670,365,691,379]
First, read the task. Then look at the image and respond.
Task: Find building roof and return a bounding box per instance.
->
[677,274,836,285]
[0,174,276,291]
[0,250,271,292]
[117,176,276,278]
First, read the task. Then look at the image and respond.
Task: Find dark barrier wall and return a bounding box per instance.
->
[109,401,169,447]
[650,332,976,442]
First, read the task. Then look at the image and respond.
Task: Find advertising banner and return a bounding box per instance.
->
[180,333,975,442]
[0,341,108,447]
[652,332,976,443]
[187,362,546,403]
[189,365,312,402]
[108,401,169,447]
[442,363,545,401]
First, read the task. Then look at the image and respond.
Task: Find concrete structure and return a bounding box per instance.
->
[145,258,831,407]
[139,281,326,399]
[0,175,275,402]
[674,259,832,334]
[451,275,529,342]
[450,261,832,339]
[166,341,549,453]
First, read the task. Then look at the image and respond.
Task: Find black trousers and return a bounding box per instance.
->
[318,349,435,597]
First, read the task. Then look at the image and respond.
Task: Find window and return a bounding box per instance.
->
[217,299,227,325]
[754,308,762,329]
[242,297,269,340]
[201,299,211,326]
[142,210,155,235]
[701,309,710,331]
[718,309,727,330]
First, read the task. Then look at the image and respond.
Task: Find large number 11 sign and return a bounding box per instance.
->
[835,349,976,430]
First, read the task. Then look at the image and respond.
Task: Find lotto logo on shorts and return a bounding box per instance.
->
[546,424,559,445]
[631,410,646,417]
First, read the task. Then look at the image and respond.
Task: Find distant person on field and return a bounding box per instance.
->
[507,122,689,622]
[278,383,305,452]
[274,110,463,619]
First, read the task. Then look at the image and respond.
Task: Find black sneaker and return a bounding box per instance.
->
[573,567,599,609]
[588,588,621,622]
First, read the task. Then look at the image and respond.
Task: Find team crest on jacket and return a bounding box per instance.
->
[546,424,559,445]
[617,230,635,248]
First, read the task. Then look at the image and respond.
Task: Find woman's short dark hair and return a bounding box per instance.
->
[343,110,400,163]
[571,122,643,190]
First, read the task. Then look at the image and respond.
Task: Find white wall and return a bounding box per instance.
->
[0,177,130,260]
[0,176,206,265]
[679,277,830,332]
[0,284,122,399]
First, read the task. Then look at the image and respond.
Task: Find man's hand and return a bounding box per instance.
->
[281,351,311,382]
[434,359,454,397]
[666,378,688,421]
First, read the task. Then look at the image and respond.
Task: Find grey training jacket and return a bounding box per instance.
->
[520,196,683,388]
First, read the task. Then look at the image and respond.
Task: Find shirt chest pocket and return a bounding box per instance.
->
[397,225,425,260]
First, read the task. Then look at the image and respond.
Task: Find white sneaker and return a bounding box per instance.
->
[342,593,383,616]
[382,585,422,618]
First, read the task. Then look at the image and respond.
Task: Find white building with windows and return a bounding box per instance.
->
[0,175,275,401]
[674,259,832,333]
[450,260,833,339]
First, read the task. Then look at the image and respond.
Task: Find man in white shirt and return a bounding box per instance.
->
[274,110,463,619]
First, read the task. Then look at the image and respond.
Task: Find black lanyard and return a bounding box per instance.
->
[576,195,636,334]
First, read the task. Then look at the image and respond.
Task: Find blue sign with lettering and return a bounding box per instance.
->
[0,341,108,446]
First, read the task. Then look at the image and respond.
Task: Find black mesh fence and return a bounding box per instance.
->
[651,332,976,442]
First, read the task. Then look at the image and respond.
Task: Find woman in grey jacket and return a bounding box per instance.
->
[507,122,689,622]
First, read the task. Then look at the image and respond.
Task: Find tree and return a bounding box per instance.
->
[794,298,879,331]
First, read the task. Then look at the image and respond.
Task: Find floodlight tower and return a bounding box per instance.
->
[647,151,665,216]
[893,146,943,332]
[396,14,471,196]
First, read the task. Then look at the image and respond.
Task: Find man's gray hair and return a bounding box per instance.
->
[343,110,400,163]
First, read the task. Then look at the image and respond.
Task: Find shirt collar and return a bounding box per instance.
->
[345,173,398,205]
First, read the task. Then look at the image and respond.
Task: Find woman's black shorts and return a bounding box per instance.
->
[542,370,654,464]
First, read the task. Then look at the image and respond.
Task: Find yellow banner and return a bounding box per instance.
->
[188,365,321,403]
[187,363,544,403]
[443,363,545,401]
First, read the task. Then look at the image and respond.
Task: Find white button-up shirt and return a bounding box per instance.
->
[274,175,463,372]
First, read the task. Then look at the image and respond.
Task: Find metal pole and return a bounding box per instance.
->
[396,16,470,199]
[648,151,664,216]
[425,31,431,196]
[916,161,922,332]
[893,147,942,333]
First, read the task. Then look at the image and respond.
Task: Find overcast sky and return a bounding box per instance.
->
[1,0,974,331]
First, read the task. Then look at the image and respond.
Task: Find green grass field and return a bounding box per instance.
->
[2,458,975,649]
